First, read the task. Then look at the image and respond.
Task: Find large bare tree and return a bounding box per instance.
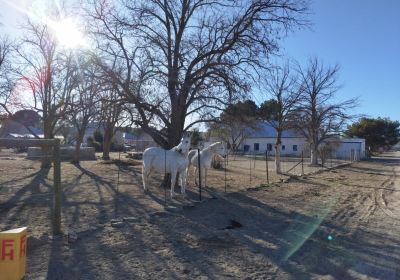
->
[87,0,308,148]
[259,64,300,173]
[16,19,79,166]
[294,58,358,165]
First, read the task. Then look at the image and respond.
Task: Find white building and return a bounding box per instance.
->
[238,122,366,159]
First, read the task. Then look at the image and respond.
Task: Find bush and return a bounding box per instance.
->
[92,141,102,152]
[87,136,102,152]
[93,130,103,144]
[211,154,224,169]
[111,142,125,152]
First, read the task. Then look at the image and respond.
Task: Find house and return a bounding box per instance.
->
[235,122,366,159]
[123,129,157,151]
[0,119,44,139]
[240,122,306,156]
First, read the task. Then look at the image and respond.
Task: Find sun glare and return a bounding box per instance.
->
[50,18,86,49]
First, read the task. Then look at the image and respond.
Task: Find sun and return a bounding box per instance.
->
[49,18,86,49]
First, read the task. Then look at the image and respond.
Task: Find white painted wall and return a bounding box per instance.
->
[240,137,366,159]
[241,137,308,156]
[333,138,366,159]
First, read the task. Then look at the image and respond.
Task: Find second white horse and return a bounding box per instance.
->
[188,142,227,188]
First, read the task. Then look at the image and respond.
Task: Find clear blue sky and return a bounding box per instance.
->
[1,0,399,122]
[281,0,400,121]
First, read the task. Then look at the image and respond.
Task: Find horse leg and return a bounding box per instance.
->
[142,165,148,191]
[178,171,182,187]
[143,168,151,193]
[170,172,177,198]
[194,167,198,185]
[181,169,187,196]
[204,168,208,188]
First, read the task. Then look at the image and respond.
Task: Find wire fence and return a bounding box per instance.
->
[188,149,358,196]
[0,142,361,208]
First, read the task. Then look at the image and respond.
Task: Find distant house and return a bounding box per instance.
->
[63,123,124,146]
[222,122,366,159]
[123,129,157,151]
[240,122,306,156]
[0,119,43,139]
[62,124,157,151]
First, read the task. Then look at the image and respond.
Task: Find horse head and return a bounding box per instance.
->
[174,134,191,154]
[211,142,228,158]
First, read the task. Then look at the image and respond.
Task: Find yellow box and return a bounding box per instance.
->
[0,227,27,280]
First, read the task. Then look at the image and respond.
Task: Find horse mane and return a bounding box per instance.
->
[171,145,188,155]
[205,141,222,151]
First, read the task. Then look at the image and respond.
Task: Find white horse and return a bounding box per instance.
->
[142,135,191,197]
[188,142,227,188]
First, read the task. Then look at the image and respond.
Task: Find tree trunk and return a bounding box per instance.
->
[310,143,318,165]
[41,120,52,168]
[275,143,282,174]
[275,130,282,174]
[72,132,85,164]
[102,127,112,160]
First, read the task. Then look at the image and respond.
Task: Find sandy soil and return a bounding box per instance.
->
[0,150,399,279]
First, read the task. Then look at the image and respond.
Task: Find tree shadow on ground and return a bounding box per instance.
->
[21,158,400,279]
[0,167,52,229]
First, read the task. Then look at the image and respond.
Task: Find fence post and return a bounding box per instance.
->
[249,152,252,186]
[52,139,62,235]
[198,148,202,201]
[301,151,304,176]
[164,150,167,206]
[224,155,227,193]
[115,151,121,217]
[265,150,269,184]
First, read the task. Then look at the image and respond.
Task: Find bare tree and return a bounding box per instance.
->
[86,0,308,148]
[66,54,102,163]
[259,64,300,173]
[16,19,78,166]
[294,58,358,165]
[98,88,127,160]
[0,36,16,115]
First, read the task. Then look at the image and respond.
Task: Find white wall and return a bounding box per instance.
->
[240,137,366,159]
[241,137,308,156]
[334,138,366,159]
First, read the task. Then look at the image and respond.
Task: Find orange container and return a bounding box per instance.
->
[0,227,27,280]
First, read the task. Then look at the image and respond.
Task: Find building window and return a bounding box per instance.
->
[254,143,259,151]
[267,144,272,151]
[282,145,285,151]
[293,145,298,152]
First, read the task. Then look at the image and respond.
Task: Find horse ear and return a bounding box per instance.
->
[183,131,192,138]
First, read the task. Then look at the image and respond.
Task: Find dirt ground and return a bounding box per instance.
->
[0,150,399,279]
